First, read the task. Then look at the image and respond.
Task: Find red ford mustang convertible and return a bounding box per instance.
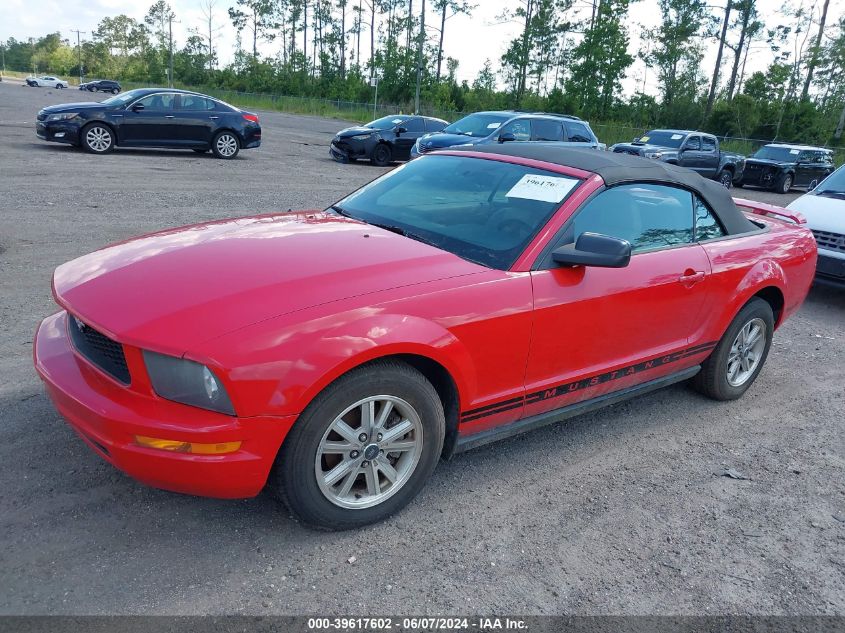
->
[34,146,817,530]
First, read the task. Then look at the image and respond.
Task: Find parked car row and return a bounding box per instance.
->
[79,79,121,94]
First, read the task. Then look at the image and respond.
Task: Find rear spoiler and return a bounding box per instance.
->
[733,197,807,225]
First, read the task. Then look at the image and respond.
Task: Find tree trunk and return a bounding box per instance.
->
[518,0,533,101]
[341,2,347,77]
[801,0,830,100]
[436,2,446,81]
[705,0,731,118]
[414,0,426,113]
[727,1,751,100]
[303,0,308,67]
[835,100,845,140]
[408,0,414,50]
[370,1,375,73]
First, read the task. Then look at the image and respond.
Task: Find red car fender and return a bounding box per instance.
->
[702,257,787,345]
[210,312,478,419]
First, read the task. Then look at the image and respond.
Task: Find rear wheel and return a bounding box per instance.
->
[691,298,774,401]
[717,170,733,188]
[211,131,239,159]
[81,123,114,154]
[271,361,445,530]
[371,143,392,167]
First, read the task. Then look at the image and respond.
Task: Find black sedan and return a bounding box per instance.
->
[35,88,261,159]
[79,79,121,94]
[330,114,447,166]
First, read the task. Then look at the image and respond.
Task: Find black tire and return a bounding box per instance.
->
[56,84,64,89]
[271,361,445,530]
[776,173,793,194]
[691,297,774,401]
[717,170,733,188]
[88,85,96,92]
[111,88,120,94]
[80,122,115,154]
[371,143,392,167]
[211,130,239,159]
[807,179,818,191]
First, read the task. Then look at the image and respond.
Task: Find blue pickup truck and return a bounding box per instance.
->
[610,129,745,188]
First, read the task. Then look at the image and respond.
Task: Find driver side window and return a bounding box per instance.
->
[562,184,694,254]
[135,93,175,110]
[685,136,701,150]
[499,119,531,141]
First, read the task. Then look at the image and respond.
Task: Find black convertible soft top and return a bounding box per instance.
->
[447,144,757,235]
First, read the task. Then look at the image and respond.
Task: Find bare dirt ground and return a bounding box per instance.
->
[0,80,843,616]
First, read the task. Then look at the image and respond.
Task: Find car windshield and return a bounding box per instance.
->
[366,115,406,130]
[752,146,807,161]
[442,113,512,138]
[815,167,845,197]
[636,131,686,148]
[332,154,581,270]
[101,89,146,106]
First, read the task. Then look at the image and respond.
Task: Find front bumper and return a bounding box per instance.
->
[35,120,80,145]
[34,311,296,498]
[815,252,845,288]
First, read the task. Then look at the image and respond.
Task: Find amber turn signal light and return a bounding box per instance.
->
[134,435,241,455]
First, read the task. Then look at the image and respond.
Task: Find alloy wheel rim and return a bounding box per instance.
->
[315,395,423,509]
[720,173,732,187]
[216,134,237,157]
[86,127,111,152]
[727,318,766,387]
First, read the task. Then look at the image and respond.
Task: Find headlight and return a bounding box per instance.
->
[46,112,79,121]
[143,350,235,416]
[645,152,663,159]
[350,133,373,140]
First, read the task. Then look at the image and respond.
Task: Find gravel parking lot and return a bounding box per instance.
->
[1,80,843,616]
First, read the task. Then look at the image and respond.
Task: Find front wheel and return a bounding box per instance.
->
[371,143,392,167]
[271,361,445,530]
[81,123,114,154]
[691,298,774,401]
[56,84,64,89]
[717,170,733,188]
[777,173,794,194]
[211,131,239,159]
[111,88,120,94]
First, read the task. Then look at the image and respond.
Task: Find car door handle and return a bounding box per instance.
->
[209,116,219,120]
[678,270,705,285]
[164,115,175,119]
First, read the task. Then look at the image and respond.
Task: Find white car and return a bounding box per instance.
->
[787,164,845,288]
[26,76,68,89]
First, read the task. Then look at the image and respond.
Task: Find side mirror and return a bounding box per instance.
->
[498,132,516,144]
[552,232,632,268]
[131,103,145,111]
[395,126,407,135]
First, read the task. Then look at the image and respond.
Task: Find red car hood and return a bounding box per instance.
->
[53,211,483,356]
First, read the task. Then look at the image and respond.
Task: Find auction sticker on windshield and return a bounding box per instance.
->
[506,174,579,203]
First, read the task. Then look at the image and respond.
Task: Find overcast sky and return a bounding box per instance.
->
[3,0,844,96]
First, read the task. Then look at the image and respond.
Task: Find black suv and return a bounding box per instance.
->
[79,80,121,94]
[740,144,835,193]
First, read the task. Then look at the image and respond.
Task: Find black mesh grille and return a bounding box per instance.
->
[68,316,130,384]
[812,229,845,253]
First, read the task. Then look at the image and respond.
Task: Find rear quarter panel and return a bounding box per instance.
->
[692,212,816,347]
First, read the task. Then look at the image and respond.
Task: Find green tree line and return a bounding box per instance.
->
[3,0,845,145]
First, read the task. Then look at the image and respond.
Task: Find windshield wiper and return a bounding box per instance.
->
[366,220,439,248]
[330,204,355,218]
[816,190,845,198]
